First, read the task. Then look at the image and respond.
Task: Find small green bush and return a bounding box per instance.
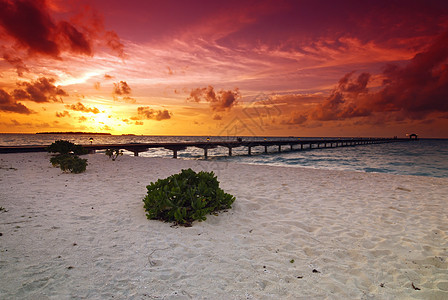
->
[47,140,88,155]
[105,148,123,161]
[143,168,235,226]
[50,154,88,173]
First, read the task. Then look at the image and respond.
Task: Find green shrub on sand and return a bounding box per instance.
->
[50,154,88,174]
[48,140,88,173]
[143,168,235,226]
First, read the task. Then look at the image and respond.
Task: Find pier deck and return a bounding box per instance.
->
[0,138,410,159]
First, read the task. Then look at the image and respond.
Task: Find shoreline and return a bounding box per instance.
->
[1,153,447,299]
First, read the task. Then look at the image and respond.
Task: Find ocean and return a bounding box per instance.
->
[1,134,447,178]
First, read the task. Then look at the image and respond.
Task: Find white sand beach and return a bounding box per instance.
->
[0,152,447,299]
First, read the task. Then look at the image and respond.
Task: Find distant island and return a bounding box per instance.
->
[36,132,111,135]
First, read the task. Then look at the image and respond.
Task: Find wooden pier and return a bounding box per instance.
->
[0,137,410,159]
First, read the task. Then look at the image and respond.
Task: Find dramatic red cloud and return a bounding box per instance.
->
[372,31,448,118]
[0,0,88,57]
[307,72,371,122]
[105,31,125,59]
[283,30,448,126]
[2,52,29,76]
[188,86,240,111]
[0,0,124,62]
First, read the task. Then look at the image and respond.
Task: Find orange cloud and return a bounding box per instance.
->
[133,106,172,121]
[0,89,33,114]
[55,110,70,118]
[14,77,68,103]
[113,81,135,103]
[65,102,100,114]
[187,86,240,111]
[113,81,131,95]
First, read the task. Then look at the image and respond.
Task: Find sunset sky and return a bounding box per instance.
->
[1,0,448,137]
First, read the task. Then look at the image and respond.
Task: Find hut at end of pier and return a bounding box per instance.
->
[409,133,418,140]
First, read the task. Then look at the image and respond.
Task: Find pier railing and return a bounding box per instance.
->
[0,137,411,159]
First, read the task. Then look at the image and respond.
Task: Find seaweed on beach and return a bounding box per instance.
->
[143,168,235,226]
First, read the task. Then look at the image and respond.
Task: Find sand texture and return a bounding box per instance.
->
[1,153,447,299]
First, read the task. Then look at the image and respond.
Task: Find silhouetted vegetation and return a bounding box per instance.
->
[47,140,88,155]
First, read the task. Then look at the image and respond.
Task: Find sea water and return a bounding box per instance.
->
[219,139,448,178]
[1,134,447,178]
